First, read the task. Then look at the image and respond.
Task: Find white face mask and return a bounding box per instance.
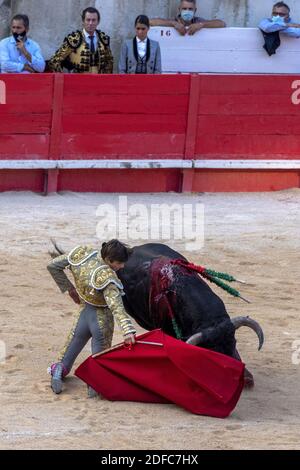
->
[181,9,195,22]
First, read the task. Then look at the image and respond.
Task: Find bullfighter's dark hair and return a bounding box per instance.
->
[273,2,290,12]
[101,240,132,263]
[135,15,150,28]
[180,0,197,5]
[82,7,100,22]
[11,14,29,28]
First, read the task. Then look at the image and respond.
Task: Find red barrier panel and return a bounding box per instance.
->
[195,75,300,159]
[61,75,189,159]
[0,74,299,192]
[0,75,53,160]
[0,169,45,192]
[57,169,181,193]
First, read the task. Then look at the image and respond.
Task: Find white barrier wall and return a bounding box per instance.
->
[149,27,300,74]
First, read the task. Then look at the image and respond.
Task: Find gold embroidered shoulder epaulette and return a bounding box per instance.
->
[97,30,110,46]
[91,265,123,291]
[65,31,83,48]
[68,245,97,266]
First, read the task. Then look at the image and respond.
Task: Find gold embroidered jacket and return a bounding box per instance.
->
[48,30,113,73]
[47,245,136,336]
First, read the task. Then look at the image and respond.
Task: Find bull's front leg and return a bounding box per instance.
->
[233,348,254,388]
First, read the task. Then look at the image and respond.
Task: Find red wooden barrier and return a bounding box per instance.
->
[61,74,189,159]
[195,75,300,159]
[0,75,53,160]
[0,73,299,193]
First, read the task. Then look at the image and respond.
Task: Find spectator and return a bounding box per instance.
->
[0,14,45,73]
[150,0,225,36]
[119,15,161,74]
[259,2,300,38]
[48,7,113,73]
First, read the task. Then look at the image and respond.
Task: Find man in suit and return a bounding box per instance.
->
[150,0,226,36]
[48,7,113,73]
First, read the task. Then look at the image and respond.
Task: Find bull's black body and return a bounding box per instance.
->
[119,243,236,357]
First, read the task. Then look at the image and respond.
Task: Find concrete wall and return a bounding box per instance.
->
[0,0,11,38]
[1,0,300,68]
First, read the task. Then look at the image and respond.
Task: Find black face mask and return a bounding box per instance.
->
[13,31,27,42]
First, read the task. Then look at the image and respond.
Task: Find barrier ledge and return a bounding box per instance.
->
[194,160,300,169]
[0,160,193,170]
[1,160,300,170]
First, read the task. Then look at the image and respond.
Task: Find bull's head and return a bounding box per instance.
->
[186,316,264,352]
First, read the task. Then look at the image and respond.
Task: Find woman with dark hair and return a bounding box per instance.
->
[47,239,136,396]
[119,15,162,74]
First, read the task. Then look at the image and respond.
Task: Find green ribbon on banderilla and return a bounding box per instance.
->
[170,260,250,304]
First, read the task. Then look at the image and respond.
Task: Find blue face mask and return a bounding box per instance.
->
[181,9,195,22]
[272,15,286,24]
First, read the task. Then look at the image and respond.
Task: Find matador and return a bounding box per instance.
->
[47,240,136,396]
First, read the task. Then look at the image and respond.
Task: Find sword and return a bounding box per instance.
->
[136,341,163,347]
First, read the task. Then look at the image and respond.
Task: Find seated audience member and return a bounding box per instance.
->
[150,0,225,36]
[259,2,300,38]
[47,7,113,73]
[0,14,45,73]
[119,15,161,74]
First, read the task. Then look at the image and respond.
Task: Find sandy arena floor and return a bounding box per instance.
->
[0,190,299,450]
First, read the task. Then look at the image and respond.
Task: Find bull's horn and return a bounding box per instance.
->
[186,332,204,346]
[231,316,264,351]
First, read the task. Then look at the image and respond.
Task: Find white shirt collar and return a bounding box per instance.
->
[83,29,96,39]
[136,37,147,43]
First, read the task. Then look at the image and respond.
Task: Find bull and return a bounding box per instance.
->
[118,243,264,387]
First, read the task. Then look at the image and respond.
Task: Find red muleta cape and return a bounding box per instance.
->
[75,329,245,418]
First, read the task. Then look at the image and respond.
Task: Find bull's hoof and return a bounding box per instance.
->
[243,369,254,388]
[244,376,254,388]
